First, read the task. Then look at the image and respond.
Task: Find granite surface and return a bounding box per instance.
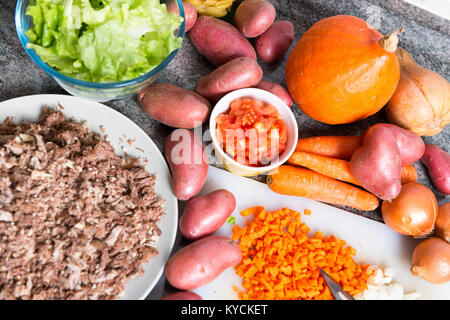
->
[0,0,449,299]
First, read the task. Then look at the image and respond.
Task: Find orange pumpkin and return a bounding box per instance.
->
[286,15,401,125]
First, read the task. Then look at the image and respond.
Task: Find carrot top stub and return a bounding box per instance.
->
[232,206,372,300]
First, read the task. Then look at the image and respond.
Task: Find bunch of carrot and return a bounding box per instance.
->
[267,136,417,211]
[232,206,373,300]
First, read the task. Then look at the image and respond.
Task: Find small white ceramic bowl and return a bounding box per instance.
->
[210,88,298,177]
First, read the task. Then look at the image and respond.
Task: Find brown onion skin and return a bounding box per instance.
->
[435,203,450,243]
[386,48,450,136]
[382,182,438,237]
[411,237,450,284]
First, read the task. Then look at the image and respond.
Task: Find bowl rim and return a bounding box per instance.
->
[210,88,299,173]
[15,0,186,89]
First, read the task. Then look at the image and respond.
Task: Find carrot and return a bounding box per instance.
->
[401,165,417,184]
[267,165,379,211]
[233,206,372,300]
[295,136,362,160]
[288,151,360,185]
[288,151,417,187]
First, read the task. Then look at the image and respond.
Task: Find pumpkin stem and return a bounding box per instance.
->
[379,28,404,53]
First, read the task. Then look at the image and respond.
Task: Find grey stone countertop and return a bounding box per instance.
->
[0,0,449,300]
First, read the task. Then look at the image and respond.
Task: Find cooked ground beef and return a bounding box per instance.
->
[0,108,165,300]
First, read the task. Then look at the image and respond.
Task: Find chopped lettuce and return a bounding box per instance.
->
[25,0,183,82]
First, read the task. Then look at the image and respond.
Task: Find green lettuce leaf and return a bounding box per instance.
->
[25,0,183,82]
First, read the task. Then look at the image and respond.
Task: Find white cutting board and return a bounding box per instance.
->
[192,166,450,300]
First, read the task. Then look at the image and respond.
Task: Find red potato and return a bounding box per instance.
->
[234,0,276,38]
[377,124,425,165]
[255,20,295,63]
[351,124,402,200]
[362,123,425,166]
[167,1,197,32]
[254,80,293,107]
[180,189,236,240]
[165,236,242,290]
[195,57,263,102]
[161,291,203,300]
[421,144,450,194]
[189,16,256,66]
[138,83,211,129]
[164,129,208,201]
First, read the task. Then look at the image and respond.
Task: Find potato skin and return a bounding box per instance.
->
[255,20,295,63]
[164,129,208,201]
[165,236,242,290]
[180,189,236,240]
[234,0,276,38]
[374,124,425,166]
[138,83,211,129]
[421,144,450,195]
[254,80,293,107]
[351,124,402,200]
[195,57,263,102]
[167,1,197,32]
[161,291,203,300]
[189,16,256,66]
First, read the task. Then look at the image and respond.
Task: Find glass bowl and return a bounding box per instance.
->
[15,0,186,102]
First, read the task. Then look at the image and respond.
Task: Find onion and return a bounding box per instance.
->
[386,48,450,136]
[355,266,421,300]
[411,237,450,284]
[435,203,450,243]
[382,182,437,237]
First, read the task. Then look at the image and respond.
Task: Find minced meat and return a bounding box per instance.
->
[0,108,165,300]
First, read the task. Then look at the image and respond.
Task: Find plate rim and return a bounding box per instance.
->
[0,94,178,300]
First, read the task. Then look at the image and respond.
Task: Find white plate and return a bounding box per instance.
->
[0,94,178,300]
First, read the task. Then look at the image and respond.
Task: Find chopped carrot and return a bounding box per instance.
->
[240,206,264,217]
[267,165,379,211]
[401,165,417,184]
[295,136,362,160]
[233,206,372,300]
[304,209,312,215]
